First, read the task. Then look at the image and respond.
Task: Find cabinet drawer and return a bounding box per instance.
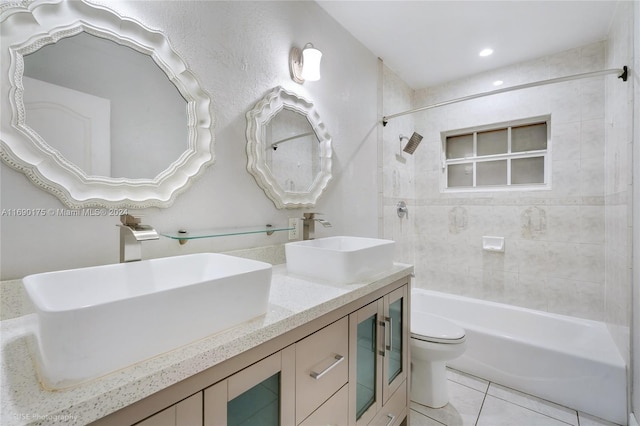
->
[370,381,407,426]
[295,317,349,424]
[299,383,348,426]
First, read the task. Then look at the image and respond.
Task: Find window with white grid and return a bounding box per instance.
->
[442,116,550,192]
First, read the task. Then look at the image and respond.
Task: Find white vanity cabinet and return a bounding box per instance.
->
[94,275,410,426]
[350,286,409,426]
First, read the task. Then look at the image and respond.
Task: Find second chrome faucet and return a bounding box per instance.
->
[302,212,332,240]
[118,214,159,262]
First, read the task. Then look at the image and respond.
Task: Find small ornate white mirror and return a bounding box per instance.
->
[246,87,332,209]
[0,0,214,208]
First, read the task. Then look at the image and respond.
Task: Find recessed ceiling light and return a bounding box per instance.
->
[493,80,504,86]
[479,48,493,57]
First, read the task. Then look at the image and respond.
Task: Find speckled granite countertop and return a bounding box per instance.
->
[0,263,413,426]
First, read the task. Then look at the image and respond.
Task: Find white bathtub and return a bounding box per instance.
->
[412,288,627,425]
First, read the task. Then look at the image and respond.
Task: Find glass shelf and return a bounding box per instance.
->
[160,224,293,244]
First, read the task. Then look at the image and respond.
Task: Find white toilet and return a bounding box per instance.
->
[410,310,467,408]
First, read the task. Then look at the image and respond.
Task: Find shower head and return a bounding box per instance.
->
[402,132,423,154]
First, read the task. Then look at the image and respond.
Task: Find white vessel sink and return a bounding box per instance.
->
[285,236,395,284]
[23,253,272,390]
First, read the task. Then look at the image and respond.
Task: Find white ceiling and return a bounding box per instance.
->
[317,1,619,89]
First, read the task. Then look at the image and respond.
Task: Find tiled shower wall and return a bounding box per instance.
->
[604,0,634,377]
[384,41,610,321]
[382,65,417,265]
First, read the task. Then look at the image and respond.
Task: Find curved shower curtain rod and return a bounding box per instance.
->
[382,66,628,126]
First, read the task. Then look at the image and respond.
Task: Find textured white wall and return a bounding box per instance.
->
[0,1,380,279]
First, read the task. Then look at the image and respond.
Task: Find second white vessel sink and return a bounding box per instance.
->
[23,253,272,389]
[285,236,395,284]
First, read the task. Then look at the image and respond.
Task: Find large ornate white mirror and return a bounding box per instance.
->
[0,0,214,208]
[246,87,332,209]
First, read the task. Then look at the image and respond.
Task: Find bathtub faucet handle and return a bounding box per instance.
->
[397,201,409,219]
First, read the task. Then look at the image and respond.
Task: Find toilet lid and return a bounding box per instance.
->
[411,311,465,343]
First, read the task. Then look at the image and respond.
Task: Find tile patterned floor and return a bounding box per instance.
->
[410,369,621,426]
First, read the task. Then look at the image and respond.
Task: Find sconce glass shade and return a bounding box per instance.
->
[301,44,322,81]
[290,43,322,84]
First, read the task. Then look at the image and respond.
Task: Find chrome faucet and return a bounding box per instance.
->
[118,214,159,262]
[302,212,332,240]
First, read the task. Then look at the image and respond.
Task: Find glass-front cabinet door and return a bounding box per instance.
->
[349,286,409,426]
[383,286,408,404]
[227,372,280,425]
[349,300,383,426]
[204,347,295,426]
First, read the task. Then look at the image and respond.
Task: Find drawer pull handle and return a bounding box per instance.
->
[385,413,396,426]
[383,317,392,353]
[310,354,344,380]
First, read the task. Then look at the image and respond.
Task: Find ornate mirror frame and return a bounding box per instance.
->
[246,86,332,209]
[0,0,214,208]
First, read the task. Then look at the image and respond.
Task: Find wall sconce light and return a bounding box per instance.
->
[289,43,322,84]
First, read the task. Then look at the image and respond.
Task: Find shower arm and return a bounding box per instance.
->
[382,66,628,126]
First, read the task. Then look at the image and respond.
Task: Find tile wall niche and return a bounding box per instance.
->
[384,41,611,321]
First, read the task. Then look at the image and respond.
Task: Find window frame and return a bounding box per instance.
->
[440,115,552,193]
